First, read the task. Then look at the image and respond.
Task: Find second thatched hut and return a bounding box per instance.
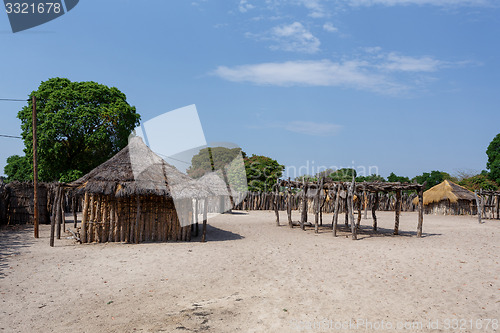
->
[413,180,477,215]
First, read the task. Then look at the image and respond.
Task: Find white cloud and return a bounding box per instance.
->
[268,22,321,53]
[380,53,442,72]
[213,48,469,94]
[213,59,399,93]
[300,0,328,18]
[284,121,342,136]
[239,0,255,13]
[346,0,493,7]
[323,22,338,33]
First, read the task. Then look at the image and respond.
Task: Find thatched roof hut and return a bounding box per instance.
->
[69,137,215,243]
[413,180,477,215]
[71,136,195,198]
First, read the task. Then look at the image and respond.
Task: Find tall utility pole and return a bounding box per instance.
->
[32,95,39,238]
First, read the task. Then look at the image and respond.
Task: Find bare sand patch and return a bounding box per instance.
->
[1,211,499,332]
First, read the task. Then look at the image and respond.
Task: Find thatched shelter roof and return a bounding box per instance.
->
[413,180,475,206]
[70,137,211,198]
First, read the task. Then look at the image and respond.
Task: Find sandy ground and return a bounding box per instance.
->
[1,210,499,333]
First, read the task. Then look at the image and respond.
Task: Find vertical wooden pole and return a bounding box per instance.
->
[372,192,378,232]
[135,196,141,244]
[287,178,292,228]
[332,184,340,237]
[417,187,424,237]
[300,180,307,230]
[202,197,208,242]
[496,195,500,220]
[474,191,482,224]
[72,194,77,228]
[56,186,62,240]
[363,189,368,220]
[81,192,89,243]
[394,190,402,235]
[32,95,39,238]
[61,189,65,233]
[49,187,56,247]
[194,199,199,237]
[274,180,280,226]
[356,193,362,228]
[349,179,357,240]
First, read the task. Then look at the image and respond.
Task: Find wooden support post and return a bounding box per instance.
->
[394,190,402,235]
[319,178,324,227]
[300,180,307,230]
[497,195,499,220]
[56,186,62,240]
[135,196,141,244]
[372,192,378,232]
[314,184,320,234]
[202,197,208,242]
[474,191,482,224]
[480,190,485,220]
[417,187,424,237]
[332,184,340,237]
[274,181,280,226]
[344,196,349,226]
[32,95,39,239]
[81,192,89,243]
[348,179,357,240]
[194,199,199,237]
[356,192,362,228]
[363,189,368,220]
[49,190,56,247]
[72,195,77,228]
[61,189,65,233]
[287,178,293,228]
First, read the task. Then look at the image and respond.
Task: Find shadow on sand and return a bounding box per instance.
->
[280,222,441,240]
[191,224,244,242]
[0,225,35,278]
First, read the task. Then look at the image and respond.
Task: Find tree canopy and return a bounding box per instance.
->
[328,168,356,182]
[387,172,411,183]
[459,173,498,191]
[412,170,455,190]
[245,155,284,192]
[4,78,140,182]
[186,147,245,179]
[487,133,500,184]
[356,174,386,183]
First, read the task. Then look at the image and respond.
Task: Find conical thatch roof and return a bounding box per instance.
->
[70,137,206,198]
[413,180,475,205]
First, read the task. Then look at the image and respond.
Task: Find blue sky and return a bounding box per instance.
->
[1,0,499,179]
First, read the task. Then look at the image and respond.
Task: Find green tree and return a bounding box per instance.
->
[459,174,498,191]
[486,133,500,184]
[3,155,31,182]
[387,172,410,183]
[245,155,284,192]
[295,175,317,182]
[356,174,386,182]
[412,170,455,190]
[328,168,357,182]
[7,78,140,182]
[187,147,245,179]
